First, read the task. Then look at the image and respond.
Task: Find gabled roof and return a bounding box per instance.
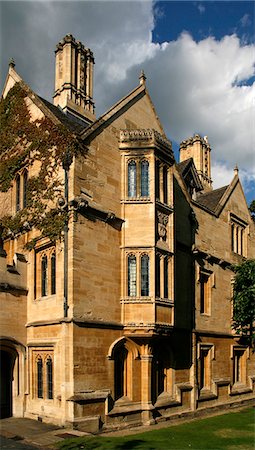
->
[79,82,165,142]
[177,157,203,192]
[2,65,87,135]
[194,174,246,217]
[195,185,228,213]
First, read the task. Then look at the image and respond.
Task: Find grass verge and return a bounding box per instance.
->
[55,407,254,450]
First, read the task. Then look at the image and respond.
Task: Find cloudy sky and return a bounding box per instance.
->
[1,1,254,203]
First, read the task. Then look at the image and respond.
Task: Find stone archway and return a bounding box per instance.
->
[0,338,26,419]
[0,349,16,418]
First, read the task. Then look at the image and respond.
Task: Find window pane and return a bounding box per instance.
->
[155,254,161,297]
[155,161,160,200]
[37,358,43,398]
[141,160,149,197]
[23,171,28,208]
[51,254,56,295]
[163,166,168,204]
[141,254,149,296]
[128,161,136,197]
[16,175,20,212]
[46,357,53,399]
[164,258,168,298]
[41,256,48,297]
[128,255,136,296]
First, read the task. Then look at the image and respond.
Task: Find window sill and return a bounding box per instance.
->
[230,384,251,396]
[34,294,56,302]
[198,389,217,402]
[122,198,152,204]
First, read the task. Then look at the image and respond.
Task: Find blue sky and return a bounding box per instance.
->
[1,1,254,203]
[153,1,254,46]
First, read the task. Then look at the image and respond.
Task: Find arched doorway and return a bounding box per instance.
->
[0,349,15,418]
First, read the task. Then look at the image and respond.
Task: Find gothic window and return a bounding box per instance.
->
[128,161,137,197]
[163,166,168,204]
[230,214,247,256]
[155,254,161,297]
[155,160,160,200]
[151,346,173,403]
[164,258,168,299]
[41,255,48,297]
[141,254,149,296]
[51,253,56,295]
[16,174,21,212]
[128,255,136,296]
[37,357,43,399]
[46,357,53,399]
[33,350,54,400]
[140,160,149,197]
[23,170,28,208]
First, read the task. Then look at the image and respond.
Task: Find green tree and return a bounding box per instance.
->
[232,259,255,348]
[249,200,255,222]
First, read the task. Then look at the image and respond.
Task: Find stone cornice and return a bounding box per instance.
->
[119,129,174,160]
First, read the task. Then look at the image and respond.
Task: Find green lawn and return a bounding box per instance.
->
[56,407,254,450]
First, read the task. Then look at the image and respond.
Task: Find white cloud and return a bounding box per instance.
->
[1,1,254,199]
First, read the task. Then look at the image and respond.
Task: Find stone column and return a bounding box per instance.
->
[140,345,155,425]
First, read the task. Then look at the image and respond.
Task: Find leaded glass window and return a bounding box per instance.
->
[51,253,56,295]
[16,174,21,212]
[140,160,149,197]
[46,357,53,399]
[128,255,136,296]
[128,161,137,197]
[37,357,43,398]
[23,170,28,208]
[41,256,48,297]
[164,257,168,299]
[141,254,149,296]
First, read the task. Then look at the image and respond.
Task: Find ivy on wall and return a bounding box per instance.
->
[0,83,83,247]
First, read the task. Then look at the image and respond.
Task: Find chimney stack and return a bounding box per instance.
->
[53,34,95,125]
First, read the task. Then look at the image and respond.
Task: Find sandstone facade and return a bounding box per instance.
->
[0,35,254,430]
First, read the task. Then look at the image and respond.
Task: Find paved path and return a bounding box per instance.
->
[0,435,39,449]
[0,417,88,448]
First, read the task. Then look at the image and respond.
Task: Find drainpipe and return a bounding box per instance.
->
[62,150,72,318]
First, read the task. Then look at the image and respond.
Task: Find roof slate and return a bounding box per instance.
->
[196,185,228,212]
[38,96,87,134]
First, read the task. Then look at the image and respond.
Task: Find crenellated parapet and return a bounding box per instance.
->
[119,129,174,162]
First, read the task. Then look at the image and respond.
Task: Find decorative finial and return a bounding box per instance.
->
[234,164,239,175]
[139,70,146,85]
[9,58,15,68]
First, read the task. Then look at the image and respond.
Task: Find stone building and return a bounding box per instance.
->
[0,34,254,431]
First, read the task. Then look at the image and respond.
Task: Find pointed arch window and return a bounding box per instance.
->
[41,255,48,297]
[114,346,128,400]
[155,254,161,298]
[164,257,168,299]
[37,357,43,398]
[51,253,56,295]
[141,254,149,296]
[128,161,137,197]
[23,170,28,208]
[16,174,21,212]
[128,255,136,296]
[46,357,53,399]
[140,160,149,197]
